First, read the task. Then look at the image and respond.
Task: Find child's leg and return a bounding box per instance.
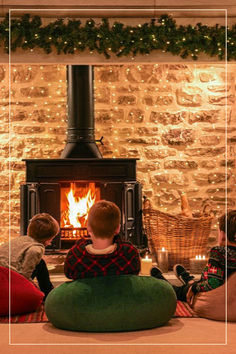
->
[172,284,192,301]
[151,266,194,301]
[31,259,54,298]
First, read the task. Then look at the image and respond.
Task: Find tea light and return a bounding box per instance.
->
[157,247,169,273]
[141,255,153,275]
[190,255,207,274]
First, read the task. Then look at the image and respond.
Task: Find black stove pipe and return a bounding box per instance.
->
[61,65,102,158]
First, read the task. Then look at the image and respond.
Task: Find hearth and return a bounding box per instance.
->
[20,64,145,252]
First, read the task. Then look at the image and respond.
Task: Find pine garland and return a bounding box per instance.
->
[0,14,235,60]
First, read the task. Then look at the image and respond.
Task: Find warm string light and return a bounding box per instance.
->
[0,64,233,242]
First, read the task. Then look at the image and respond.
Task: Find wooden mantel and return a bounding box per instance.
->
[1,0,236,64]
[1,0,236,18]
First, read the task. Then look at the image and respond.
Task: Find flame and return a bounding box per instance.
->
[62,183,97,229]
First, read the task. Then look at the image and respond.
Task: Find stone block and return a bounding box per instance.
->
[162,129,194,145]
[164,160,198,169]
[199,135,220,145]
[11,65,37,83]
[199,72,215,82]
[208,94,234,105]
[146,85,172,93]
[10,162,25,171]
[189,110,220,124]
[116,85,140,93]
[20,87,49,98]
[146,147,176,159]
[219,159,235,167]
[135,127,158,136]
[40,65,65,82]
[0,86,9,99]
[207,85,230,92]
[11,110,28,121]
[166,71,194,83]
[96,110,115,124]
[95,87,110,104]
[208,172,230,184]
[125,65,162,83]
[155,95,173,106]
[49,128,66,135]
[185,147,225,156]
[137,162,160,172]
[150,111,187,125]
[0,66,6,81]
[96,68,119,82]
[126,138,149,145]
[228,136,236,143]
[13,126,46,134]
[206,187,232,195]
[142,95,154,106]
[0,124,9,133]
[152,173,188,186]
[192,173,210,186]
[176,87,202,106]
[128,109,144,123]
[117,95,136,105]
[201,161,217,169]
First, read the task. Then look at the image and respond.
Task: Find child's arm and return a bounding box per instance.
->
[21,246,44,279]
[191,247,225,294]
[64,239,85,279]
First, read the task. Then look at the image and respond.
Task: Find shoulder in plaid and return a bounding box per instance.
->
[64,238,141,279]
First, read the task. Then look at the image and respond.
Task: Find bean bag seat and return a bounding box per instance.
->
[45,275,177,332]
[190,273,236,321]
[0,266,44,316]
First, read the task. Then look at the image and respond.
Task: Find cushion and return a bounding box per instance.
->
[0,266,44,316]
[45,275,177,332]
[190,273,236,321]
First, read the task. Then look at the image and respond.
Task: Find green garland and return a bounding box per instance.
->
[0,14,236,60]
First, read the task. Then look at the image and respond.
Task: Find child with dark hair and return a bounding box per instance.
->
[0,213,59,298]
[151,210,236,302]
[64,200,140,279]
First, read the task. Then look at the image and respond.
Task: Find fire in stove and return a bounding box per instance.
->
[60,182,100,239]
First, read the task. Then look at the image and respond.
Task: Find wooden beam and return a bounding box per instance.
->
[1,1,236,18]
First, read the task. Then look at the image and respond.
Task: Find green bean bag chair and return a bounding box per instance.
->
[45,275,177,332]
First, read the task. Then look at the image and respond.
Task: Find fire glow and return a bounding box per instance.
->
[61,183,99,230]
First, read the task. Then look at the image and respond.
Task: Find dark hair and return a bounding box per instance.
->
[218,210,236,242]
[27,213,59,242]
[88,200,121,239]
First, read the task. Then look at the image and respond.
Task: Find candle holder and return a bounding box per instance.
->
[157,247,169,273]
[189,255,207,274]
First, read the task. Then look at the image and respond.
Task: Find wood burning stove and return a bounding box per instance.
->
[20,158,143,251]
[20,65,145,252]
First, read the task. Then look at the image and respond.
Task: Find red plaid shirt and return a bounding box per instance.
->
[64,238,141,280]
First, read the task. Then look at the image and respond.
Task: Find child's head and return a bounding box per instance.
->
[218,210,236,245]
[27,213,59,246]
[87,200,121,239]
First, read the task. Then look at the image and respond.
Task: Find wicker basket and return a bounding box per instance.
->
[143,203,213,270]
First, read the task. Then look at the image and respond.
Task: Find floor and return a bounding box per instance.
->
[1,271,235,354]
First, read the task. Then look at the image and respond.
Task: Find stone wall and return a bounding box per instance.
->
[0,63,235,246]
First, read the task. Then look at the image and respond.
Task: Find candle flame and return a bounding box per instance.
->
[145,255,149,260]
[161,247,165,251]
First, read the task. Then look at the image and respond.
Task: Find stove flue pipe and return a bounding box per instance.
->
[61,65,102,158]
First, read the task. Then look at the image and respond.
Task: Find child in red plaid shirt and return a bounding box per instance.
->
[64,200,141,279]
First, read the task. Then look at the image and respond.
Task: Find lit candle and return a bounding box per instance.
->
[157,247,169,273]
[141,255,153,275]
[189,255,207,274]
